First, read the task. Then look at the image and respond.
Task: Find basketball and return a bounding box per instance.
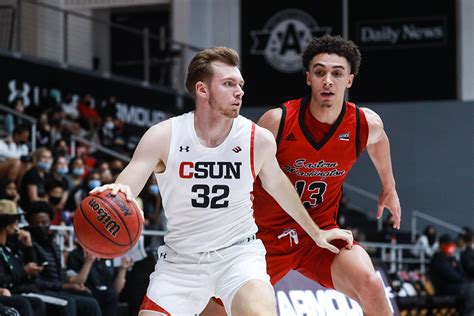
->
[73,190,143,258]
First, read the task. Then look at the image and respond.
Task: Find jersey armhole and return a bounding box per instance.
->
[275,104,286,145]
[250,123,256,180]
[356,106,361,158]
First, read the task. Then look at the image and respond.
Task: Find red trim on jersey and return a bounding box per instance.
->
[250,123,256,180]
[139,295,171,315]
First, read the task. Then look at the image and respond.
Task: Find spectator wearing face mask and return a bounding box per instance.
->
[64,158,85,190]
[66,170,101,216]
[137,177,165,249]
[19,148,53,210]
[0,199,47,316]
[45,156,70,212]
[25,201,102,316]
[429,234,474,315]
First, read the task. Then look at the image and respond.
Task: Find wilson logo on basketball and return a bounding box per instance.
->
[107,193,131,216]
[88,198,121,237]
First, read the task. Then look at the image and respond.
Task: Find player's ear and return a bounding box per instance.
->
[305,71,311,86]
[346,74,354,88]
[195,81,208,98]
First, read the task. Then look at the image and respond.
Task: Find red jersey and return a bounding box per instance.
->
[253,97,368,233]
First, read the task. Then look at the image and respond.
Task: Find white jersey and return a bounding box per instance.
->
[155,112,258,253]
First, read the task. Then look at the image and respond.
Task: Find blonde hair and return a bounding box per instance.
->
[185,47,240,99]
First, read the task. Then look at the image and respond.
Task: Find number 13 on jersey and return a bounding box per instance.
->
[295,180,327,208]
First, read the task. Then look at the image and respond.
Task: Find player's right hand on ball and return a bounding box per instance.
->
[89,183,133,201]
[314,228,354,254]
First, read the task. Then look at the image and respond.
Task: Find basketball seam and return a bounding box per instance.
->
[78,201,130,247]
[97,194,133,244]
[131,198,143,242]
[74,229,129,258]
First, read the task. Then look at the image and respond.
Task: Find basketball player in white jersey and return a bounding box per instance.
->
[92,47,353,315]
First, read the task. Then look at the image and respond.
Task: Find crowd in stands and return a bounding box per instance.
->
[0,95,164,315]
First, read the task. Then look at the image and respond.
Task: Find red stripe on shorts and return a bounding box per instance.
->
[140,295,171,315]
[250,123,256,180]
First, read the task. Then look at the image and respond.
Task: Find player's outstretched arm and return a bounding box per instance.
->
[362,107,401,229]
[254,126,353,253]
[90,120,171,200]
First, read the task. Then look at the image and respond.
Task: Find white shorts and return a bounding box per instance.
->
[141,237,271,315]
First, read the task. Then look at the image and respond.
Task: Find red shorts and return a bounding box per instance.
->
[258,226,354,289]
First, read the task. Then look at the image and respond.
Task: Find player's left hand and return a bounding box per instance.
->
[376,188,401,229]
[314,228,354,254]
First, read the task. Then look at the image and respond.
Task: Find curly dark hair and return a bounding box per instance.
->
[302,34,361,76]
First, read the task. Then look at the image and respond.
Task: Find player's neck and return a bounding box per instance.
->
[194,111,234,148]
[309,97,345,125]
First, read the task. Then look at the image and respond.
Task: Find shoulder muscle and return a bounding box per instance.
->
[361,107,384,145]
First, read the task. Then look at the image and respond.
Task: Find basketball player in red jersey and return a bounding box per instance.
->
[203,35,401,315]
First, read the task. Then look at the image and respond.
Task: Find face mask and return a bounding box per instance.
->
[105,121,115,130]
[149,184,159,195]
[88,180,101,190]
[72,167,84,176]
[29,226,50,242]
[49,196,62,205]
[56,166,69,175]
[37,161,52,171]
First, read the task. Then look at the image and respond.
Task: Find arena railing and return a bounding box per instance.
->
[70,134,131,163]
[343,182,465,242]
[3,0,202,92]
[49,225,428,273]
[0,103,37,150]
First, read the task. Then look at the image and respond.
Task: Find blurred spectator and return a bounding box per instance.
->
[95,161,112,184]
[0,180,20,205]
[98,96,117,118]
[98,116,116,148]
[0,200,48,316]
[61,93,79,121]
[77,94,100,133]
[429,234,474,315]
[65,157,85,190]
[19,148,52,209]
[45,156,70,210]
[138,177,165,249]
[461,230,474,280]
[0,124,30,185]
[66,170,101,214]
[45,184,66,226]
[36,112,52,149]
[25,201,102,316]
[411,225,439,259]
[51,140,70,162]
[108,159,124,181]
[67,245,133,316]
[3,97,28,137]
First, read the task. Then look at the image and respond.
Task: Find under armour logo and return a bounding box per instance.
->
[232,146,242,153]
[159,252,167,259]
[8,80,31,106]
[179,146,190,152]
